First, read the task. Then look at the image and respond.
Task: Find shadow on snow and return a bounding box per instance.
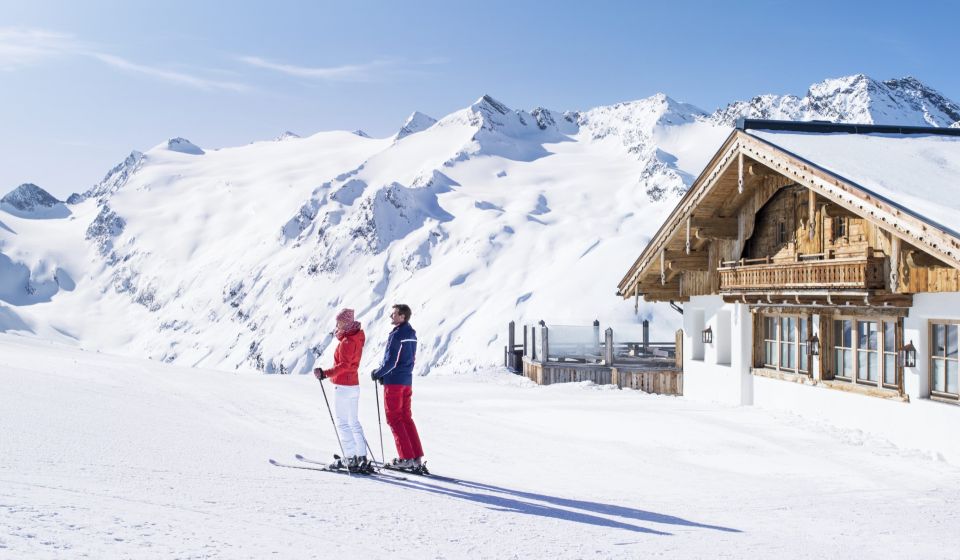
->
[375,474,741,536]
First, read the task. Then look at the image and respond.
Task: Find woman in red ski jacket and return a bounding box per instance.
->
[314,308,369,472]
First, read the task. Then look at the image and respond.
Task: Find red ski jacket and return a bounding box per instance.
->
[326,329,365,386]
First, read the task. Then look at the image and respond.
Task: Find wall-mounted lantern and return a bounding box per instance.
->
[702,326,713,344]
[899,340,917,368]
[809,334,821,356]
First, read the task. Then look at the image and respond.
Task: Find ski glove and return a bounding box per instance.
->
[370,369,380,383]
[314,368,326,380]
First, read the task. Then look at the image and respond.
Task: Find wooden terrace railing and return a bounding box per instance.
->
[719,256,886,291]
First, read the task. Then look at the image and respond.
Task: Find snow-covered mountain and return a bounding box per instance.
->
[710,74,960,127]
[1,183,62,212]
[395,111,438,140]
[1,74,956,375]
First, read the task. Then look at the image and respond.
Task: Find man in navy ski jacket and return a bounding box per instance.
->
[371,304,424,468]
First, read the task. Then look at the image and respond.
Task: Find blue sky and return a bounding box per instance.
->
[3,0,959,198]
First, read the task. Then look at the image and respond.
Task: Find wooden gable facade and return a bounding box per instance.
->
[619,120,960,403]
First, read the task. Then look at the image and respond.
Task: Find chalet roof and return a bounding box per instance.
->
[618,119,960,299]
[741,119,960,238]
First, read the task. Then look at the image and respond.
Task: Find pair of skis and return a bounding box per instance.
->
[269,454,408,480]
[270,454,459,483]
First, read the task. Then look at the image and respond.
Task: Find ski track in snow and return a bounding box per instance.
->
[2,335,960,559]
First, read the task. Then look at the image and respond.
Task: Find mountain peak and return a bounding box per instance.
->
[275,131,301,141]
[76,150,146,203]
[395,111,438,140]
[711,74,960,127]
[473,95,511,115]
[0,183,62,212]
[164,138,205,155]
[578,93,706,144]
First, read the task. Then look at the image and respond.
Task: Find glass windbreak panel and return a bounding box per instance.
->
[550,325,600,362]
[531,325,542,361]
[611,322,671,360]
[933,359,946,393]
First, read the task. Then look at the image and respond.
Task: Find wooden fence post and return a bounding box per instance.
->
[605,327,614,366]
[643,319,649,355]
[593,319,600,360]
[675,329,684,370]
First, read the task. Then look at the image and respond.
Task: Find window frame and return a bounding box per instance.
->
[829,314,901,391]
[929,319,960,402]
[757,312,810,376]
[833,216,847,241]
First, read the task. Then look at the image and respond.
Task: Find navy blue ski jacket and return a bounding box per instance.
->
[372,321,417,385]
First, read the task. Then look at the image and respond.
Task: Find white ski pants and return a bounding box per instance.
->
[333,384,367,458]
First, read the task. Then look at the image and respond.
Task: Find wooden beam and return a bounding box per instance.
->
[822,203,858,218]
[665,252,709,270]
[907,249,951,268]
[738,152,744,194]
[890,236,900,293]
[694,225,738,240]
[808,189,816,241]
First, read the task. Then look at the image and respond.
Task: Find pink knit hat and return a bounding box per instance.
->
[335,308,361,339]
[336,308,355,324]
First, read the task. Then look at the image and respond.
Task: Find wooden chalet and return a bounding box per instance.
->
[618,119,960,461]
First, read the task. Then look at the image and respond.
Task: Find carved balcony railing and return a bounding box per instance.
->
[718,256,887,291]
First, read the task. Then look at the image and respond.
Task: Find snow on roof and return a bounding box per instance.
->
[748,127,960,238]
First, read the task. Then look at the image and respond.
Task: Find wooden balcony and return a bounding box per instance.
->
[719,256,886,291]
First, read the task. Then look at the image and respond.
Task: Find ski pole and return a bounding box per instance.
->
[374,378,385,465]
[317,376,351,476]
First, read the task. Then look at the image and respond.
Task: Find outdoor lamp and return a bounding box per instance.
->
[702,326,713,344]
[899,340,917,368]
[809,334,821,356]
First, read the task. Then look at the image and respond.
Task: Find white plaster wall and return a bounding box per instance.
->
[679,292,960,463]
[752,375,960,464]
[901,292,960,399]
[682,295,753,406]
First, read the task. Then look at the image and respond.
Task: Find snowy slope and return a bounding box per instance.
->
[2,334,959,559]
[1,74,958,376]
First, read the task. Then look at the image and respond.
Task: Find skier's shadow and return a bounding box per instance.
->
[377,475,740,536]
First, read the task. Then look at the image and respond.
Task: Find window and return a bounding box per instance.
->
[759,313,809,375]
[831,317,899,389]
[780,316,796,371]
[833,217,847,241]
[883,322,896,386]
[763,316,777,367]
[833,319,854,379]
[857,321,879,383]
[777,222,787,245]
[930,322,959,400]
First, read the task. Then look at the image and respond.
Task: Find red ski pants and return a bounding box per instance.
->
[383,385,424,459]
